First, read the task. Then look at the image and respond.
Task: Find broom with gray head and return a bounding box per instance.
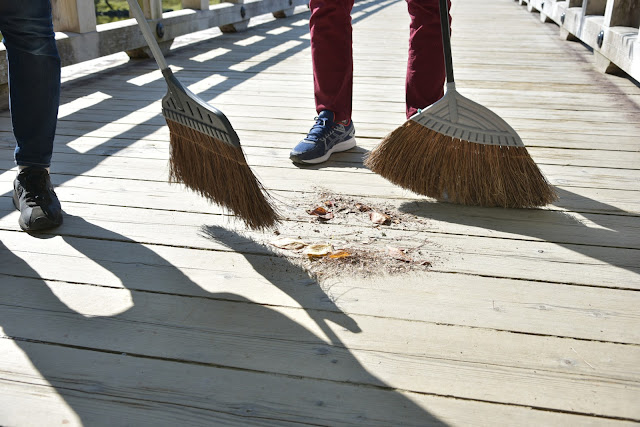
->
[365,0,556,208]
[127,0,279,229]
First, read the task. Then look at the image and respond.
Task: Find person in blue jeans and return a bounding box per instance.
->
[1,0,63,231]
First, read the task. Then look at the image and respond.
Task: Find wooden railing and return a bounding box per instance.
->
[0,0,309,109]
[517,0,640,81]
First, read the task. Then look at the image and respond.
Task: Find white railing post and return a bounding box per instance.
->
[219,0,250,33]
[561,1,583,40]
[182,0,209,10]
[594,0,640,73]
[126,0,173,59]
[273,0,296,18]
[635,26,640,79]
[577,0,605,37]
[0,0,310,110]
[51,0,97,33]
[140,0,164,19]
[603,0,640,27]
[0,0,99,109]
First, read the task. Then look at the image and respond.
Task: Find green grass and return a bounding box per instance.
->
[95,0,221,25]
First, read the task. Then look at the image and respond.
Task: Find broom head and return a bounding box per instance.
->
[365,83,557,208]
[161,69,279,229]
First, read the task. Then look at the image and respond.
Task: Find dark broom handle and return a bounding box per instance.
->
[126,0,170,71]
[438,0,454,84]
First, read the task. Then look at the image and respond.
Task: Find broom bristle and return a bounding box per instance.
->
[364,120,557,208]
[166,119,280,229]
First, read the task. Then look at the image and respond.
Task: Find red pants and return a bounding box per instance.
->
[310,0,450,121]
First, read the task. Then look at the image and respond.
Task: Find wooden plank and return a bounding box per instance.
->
[48,92,640,127]
[2,206,638,295]
[0,340,444,427]
[1,219,639,340]
[1,160,639,218]
[4,125,640,160]
[11,92,637,135]
[4,124,640,171]
[14,80,637,136]
[2,150,639,215]
[2,156,639,218]
[54,72,640,105]
[0,277,638,419]
[2,340,632,426]
[51,85,640,120]
[2,183,638,250]
[2,144,639,195]
[0,0,639,424]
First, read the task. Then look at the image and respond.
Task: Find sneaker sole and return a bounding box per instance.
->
[290,137,356,164]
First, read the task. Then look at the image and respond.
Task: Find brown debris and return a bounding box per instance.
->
[307,206,334,221]
[369,211,391,225]
[251,190,434,281]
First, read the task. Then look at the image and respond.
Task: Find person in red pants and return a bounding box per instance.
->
[290,0,450,165]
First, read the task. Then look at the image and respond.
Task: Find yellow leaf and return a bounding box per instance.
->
[305,243,334,258]
[329,250,351,259]
[270,237,308,250]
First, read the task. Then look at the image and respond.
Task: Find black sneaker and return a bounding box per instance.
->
[13,167,63,231]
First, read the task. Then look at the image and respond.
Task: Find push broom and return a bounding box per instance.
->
[126,0,279,229]
[365,0,556,208]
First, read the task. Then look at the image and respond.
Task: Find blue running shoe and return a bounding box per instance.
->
[290,110,356,164]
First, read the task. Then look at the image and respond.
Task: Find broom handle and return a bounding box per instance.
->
[438,0,454,84]
[126,0,170,71]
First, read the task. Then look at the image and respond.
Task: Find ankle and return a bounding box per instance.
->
[18,165,50,174]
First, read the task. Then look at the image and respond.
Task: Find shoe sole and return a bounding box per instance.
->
[290,137,357,164]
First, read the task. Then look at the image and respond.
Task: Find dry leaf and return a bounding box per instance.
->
[355,203,371,212]
[307,206,334,220]
[308,206,327,215]
[387,246,410,262]
[305,243,334,258]
[370,211,391,225]
[270,237,308,250]
[329,250,351,259]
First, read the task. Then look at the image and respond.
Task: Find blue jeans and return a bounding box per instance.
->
[0,0,60,168]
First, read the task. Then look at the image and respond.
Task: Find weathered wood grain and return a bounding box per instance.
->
[0,0,639,424]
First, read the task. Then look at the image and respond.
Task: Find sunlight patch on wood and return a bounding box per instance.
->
[266,26,293,35]
[234,35,266,47]
[186,74,228,94]
[190,47,231,63]
[229,40,303,72]
[126,66,183,87]
[47,280,134,318]
[0,341,82,425]
[58,92,112,119]
[65,108,155,154]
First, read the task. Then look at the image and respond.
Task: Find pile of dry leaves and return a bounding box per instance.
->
[258,191,433,280]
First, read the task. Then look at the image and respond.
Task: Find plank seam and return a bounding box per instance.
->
[2,336,639,423]
[1,275,639,347]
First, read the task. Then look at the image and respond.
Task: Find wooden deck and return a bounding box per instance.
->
[1,0,639,425]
